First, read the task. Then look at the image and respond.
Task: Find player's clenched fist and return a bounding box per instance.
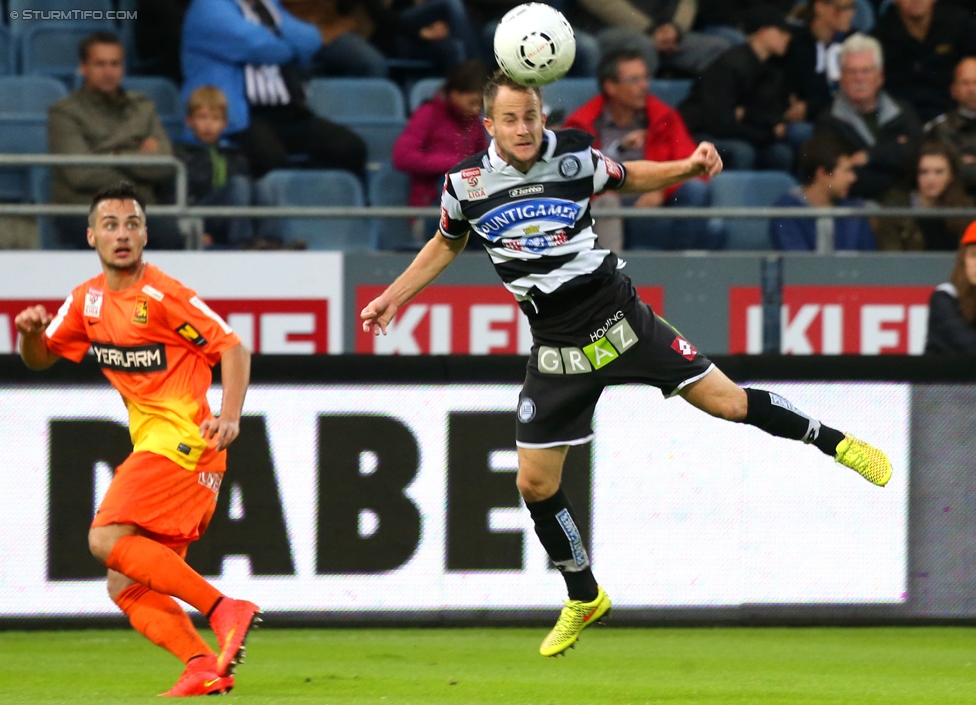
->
[689,142,723,178]
[14,305,53,336]
[361,295,399,336]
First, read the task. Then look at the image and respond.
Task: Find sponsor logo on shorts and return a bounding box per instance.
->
[517,397,536,423]
[91,342,167,372]
[198,471,222,494]
[176,322,208,347]
[509,184,544,198]
[131,296,149,325]
[558,155,581,179]
[537,317,639,375]
[671,336,697,361]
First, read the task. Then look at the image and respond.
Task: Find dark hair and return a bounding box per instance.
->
[950,246,976,325]
[917,140,967,205]
[597,48,644,91]
[88,181,146,224]
[79,31,123,63]
[797,133,857,185]
[483,70,543,117]
[444,59,490,96]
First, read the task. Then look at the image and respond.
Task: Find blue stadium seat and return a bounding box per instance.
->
[408,77,443,113]
[27,166,60,249]
[367,163,414,250]
[124,77,183,119]
[542,78,598,120]
[0,116,47,201]
[256,169,368,250]
[22,24,115,83]
[307,78,406,122]
[348,121,406,166]
[710,171,799,250]
[651,79,692,108]
[0,25,14,75]
[852,0,876,33]
[8,0,115,34]
[0,76,66,113]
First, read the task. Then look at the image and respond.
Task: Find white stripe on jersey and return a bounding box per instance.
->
[440,129,626,302]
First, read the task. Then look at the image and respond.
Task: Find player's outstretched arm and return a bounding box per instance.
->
[201,342,250,451]
[617,141,723,194]
[361,231,468,335]
[15,305,59,370]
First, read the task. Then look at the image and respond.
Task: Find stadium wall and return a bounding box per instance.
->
[1,355,975,626]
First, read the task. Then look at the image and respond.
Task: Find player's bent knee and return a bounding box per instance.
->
[516,473,559,503]
[88,526,121,564]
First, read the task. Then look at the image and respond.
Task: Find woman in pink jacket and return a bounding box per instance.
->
[392,60,489,223]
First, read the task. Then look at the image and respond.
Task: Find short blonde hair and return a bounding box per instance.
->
[186,86,228,119]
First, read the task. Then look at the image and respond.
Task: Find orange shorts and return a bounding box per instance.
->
[92,451,226,557]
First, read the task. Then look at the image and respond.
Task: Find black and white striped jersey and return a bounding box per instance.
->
[439,128,627,308]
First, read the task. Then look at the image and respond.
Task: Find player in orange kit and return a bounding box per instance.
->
[15,182,260,697]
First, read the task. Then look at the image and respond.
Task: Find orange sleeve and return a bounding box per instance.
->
[43,292,90,363]
[162,285,241,366]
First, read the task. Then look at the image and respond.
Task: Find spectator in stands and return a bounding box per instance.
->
[574,0,730,79]
[924,221,976,354]
[693,0,798,46]
[282,0,388,77]
[391,59,488,239]
[174,87,255,249]
[134,0,190,82]
[872,140,973,251]
[564,49,719,251]
[181,0,367,179]
[926,58,976,201]
[871,0,976,124]
[679,6,798,171]
[815,33,922,201]
[769,133,875,251]
[48,32,183,250]
[785,0,857,127]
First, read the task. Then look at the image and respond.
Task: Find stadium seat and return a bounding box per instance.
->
[542,78,598,121]
[710,171,799,250]
[255,169,369,250]
[306,78,406,122]
[8,0,115,34]
[367,163,415,250]
[0,25,14,76]
[22,24,115,83]
[852,0,876,33]
[0,116,47,202]
[651,79,693,108]
[408,77,445,113]
[348,121,407,167]
[27,166,60,249]
[0,76,67,113]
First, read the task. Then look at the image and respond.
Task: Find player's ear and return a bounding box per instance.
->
[86,227,95,248]
[484,115,494,137]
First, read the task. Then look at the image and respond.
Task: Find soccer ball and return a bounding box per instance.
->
[493,3,577,87]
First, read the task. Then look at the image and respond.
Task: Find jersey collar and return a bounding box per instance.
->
[487,128,559,174]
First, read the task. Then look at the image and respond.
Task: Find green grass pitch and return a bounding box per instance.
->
[2,626,976,704]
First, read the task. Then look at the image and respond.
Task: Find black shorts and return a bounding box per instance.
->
[516,272,714,447]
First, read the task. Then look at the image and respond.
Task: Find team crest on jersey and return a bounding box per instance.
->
[558,155,581,178]
[671,336,698,361]
[84,288,103,318]
[131,297,149,325]
[176,322,208,347]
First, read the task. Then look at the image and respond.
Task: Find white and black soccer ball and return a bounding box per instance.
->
[493,3,577,87]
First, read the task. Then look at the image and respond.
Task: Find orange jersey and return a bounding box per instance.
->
[44,263,241,471]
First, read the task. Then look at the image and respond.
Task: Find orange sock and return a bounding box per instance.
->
[106,535,222,615]
[114,584,212,664]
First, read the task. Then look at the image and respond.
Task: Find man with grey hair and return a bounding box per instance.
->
[815,32,922,201]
